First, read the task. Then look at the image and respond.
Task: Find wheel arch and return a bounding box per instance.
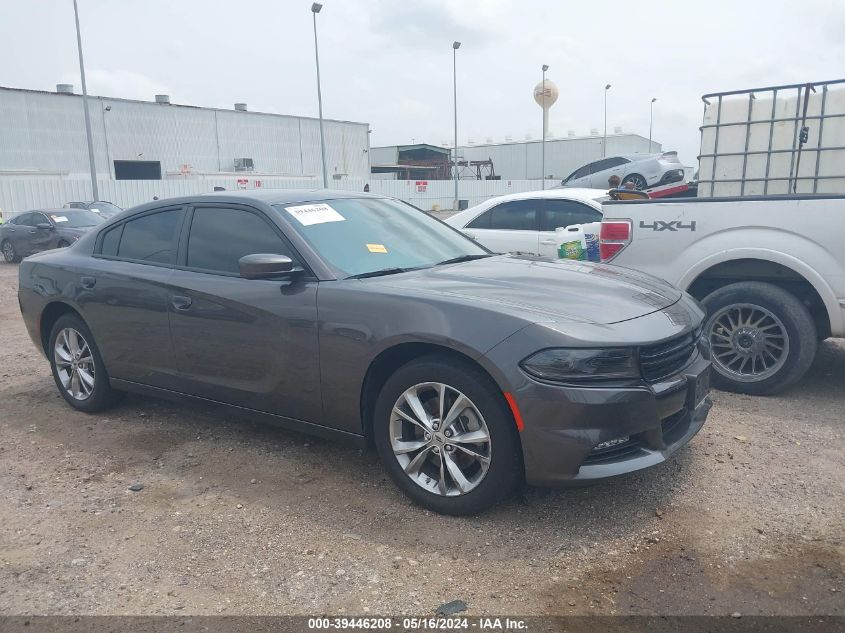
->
[682,252,839,339]
[39,301,84,356]
[359,342,517,446]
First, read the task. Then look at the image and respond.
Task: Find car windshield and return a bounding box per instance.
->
[89,202,122,216]
[46,210,103,227]
[273,197,489,278]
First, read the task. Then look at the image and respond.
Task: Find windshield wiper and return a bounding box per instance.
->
[345,267,415,280]
[435,254,493,266]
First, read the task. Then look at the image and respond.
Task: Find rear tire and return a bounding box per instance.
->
[622,173,648,190]
[48,314,120,412]
[373,355,522,515]
[2,240,20,263]
[702,282,817,395]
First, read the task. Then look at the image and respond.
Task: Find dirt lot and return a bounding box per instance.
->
[0,262,842,616]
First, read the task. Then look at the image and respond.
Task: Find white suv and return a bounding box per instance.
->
[444,188,606,257]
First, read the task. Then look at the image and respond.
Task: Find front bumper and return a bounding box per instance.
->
[509,353,711,486]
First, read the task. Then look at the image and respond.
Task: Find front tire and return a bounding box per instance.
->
[2,240,20,263]
[57,240,70,248]
[373,355,522,515]
[48,314,119,412]
[702,282,817,395]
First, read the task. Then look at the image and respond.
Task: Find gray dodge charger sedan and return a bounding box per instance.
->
[18,190,712,514]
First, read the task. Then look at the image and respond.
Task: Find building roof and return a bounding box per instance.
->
[0,84,369,128]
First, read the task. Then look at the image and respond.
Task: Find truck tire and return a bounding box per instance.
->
[701,282,817,395]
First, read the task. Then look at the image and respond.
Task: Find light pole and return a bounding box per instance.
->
[541,64,548,189]
[311,3,328,188]
[452,41,461,211]
[72,0,98,201]
[649,97,657,149]
[603,83,611,157]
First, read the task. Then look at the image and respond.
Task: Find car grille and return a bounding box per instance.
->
[639,331,698,382]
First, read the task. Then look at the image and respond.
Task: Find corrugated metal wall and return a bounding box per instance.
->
[457,135,661,180]
[0,177,562,216]
[0,87,370,179]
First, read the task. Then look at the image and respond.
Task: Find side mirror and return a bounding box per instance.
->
[36,222,53,230]
[238,253,298,280]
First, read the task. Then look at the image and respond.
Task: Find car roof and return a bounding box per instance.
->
[125,188,385,214]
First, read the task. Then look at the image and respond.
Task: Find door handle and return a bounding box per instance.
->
[540,239,557,245]
[80,276,96,289]
[172,295,193,310]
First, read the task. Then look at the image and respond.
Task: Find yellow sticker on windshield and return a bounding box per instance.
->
[366,243,388,253]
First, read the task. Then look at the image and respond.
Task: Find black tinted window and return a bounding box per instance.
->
[606,157,630,167]
[569,163,593,181]
[187,207,292,274]
[117,209,184,264]
[100,225,123,256]
[468,200,540,231]
[13,213,34,226]
[542,199,602,231]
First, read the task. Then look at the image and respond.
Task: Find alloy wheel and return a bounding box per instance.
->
[2,241,14,262]
[624,174,648,190]
[708,304,789,382]
[53,327,96,400]
[389,382,491,497]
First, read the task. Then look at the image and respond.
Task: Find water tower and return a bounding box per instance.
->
[533,77,559,140]
[534,68,559,187]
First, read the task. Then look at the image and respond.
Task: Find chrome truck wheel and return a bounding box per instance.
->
[708,304,788,382]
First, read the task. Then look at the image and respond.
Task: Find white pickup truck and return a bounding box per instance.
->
[599,194,845,394]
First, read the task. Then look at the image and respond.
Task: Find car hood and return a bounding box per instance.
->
[374,255,682,325]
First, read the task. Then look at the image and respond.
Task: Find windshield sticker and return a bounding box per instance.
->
[50,215,68,223]
[285,203,346,226]
[90,209,102,213]
[366,243,388,253]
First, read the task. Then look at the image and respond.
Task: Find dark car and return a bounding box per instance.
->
[66,201,124,219]
[17,190,712,514]
[2,208,103,263]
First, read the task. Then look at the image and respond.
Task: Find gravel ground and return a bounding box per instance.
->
[0,262,842,616]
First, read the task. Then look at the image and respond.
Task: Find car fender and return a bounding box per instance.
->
[678,241,842,335]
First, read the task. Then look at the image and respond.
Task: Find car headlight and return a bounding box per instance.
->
[520,348,639,382]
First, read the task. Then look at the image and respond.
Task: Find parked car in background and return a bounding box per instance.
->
[2,208,102,263]
[66,201,124,219]
[444,188,607,257]
[561,152,685,190]
[18,190,711,514]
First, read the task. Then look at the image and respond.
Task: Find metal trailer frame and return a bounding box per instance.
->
[697,78,845,195]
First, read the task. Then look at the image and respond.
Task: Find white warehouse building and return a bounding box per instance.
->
[455,133,662,181]
[0,85,371,181]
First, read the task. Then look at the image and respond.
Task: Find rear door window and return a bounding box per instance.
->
[542,199,602,230]
[116,208,184,265]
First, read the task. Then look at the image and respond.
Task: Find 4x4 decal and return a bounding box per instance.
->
[639,220,696,232]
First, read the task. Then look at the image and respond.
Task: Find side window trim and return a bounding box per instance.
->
[178,203,312,278]
[93,205,186,269]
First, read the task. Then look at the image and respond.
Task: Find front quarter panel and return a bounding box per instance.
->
[316,281,531,434]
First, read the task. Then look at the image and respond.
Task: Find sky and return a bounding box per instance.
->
[1,0,844,168]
